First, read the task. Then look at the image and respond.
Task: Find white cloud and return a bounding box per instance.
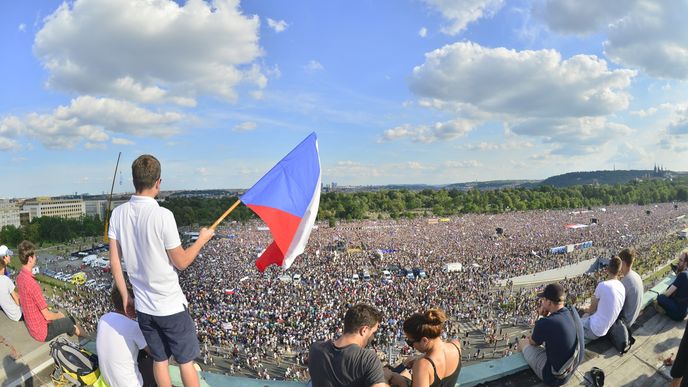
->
[419,27,428,37]
[0,137,20,151]
[304,60,324,72]
[18,23,27,32]
[0,96,183,149]
[532,0,636,35]
[112,137,134,145]
[512,117,632,155]
[410,42,635,118]
[233,121,257,132]
[443,160,482,168]
[604,2,688,80]
[266,18,288,33]
[461,141,534,151]
[381,119,474,143]
[422,0,504,35]
[404,42,635,151]
[34,0,264,105]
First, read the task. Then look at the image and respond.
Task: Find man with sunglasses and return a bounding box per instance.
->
[308,304,388,387]
[518,283,584,386]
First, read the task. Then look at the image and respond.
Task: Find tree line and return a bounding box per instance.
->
[2,179,685,244]
[0,215,104,248]
[161,178,688,226]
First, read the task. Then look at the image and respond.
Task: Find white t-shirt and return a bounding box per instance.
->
[590,279,625,336]
[108,195,186,316]
[97,312,147,387]
[0,275,22,321]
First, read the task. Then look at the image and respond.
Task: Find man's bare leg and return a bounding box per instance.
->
[179,361,200,387]
[153,360,172,387]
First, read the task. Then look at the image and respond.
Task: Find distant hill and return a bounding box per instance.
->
[538,170,673,187]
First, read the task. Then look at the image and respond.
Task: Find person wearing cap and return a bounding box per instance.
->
[580,256,625,342]
[518,283,583,386]
[0,254,21,321]
[1,245,13,278]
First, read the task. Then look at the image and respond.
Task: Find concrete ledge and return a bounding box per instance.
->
[458,353,530,386]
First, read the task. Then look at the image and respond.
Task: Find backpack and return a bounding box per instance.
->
[49,337,107,386]
[606,318,635,354]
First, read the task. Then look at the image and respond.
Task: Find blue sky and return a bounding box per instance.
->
[1,0,687,197]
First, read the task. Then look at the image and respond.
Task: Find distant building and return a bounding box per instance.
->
[22,197,85,222]
[0,199,20,229]
[84,199,128,220]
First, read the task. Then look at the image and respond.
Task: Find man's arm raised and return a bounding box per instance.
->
[166,227,215,270]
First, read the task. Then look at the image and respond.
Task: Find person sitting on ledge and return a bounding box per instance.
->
[0,255,22,322]
[580,256,625,343]
[655,252,688,321]
[385,308,461,387]
[16,240,84,342]
[518,283,583,386]
[619,247,643,327]
[308,303,388,387]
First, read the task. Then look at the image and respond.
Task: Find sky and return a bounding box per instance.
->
[1,0,687,198]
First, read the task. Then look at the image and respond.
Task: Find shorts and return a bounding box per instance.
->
[137,308,200,364]
[45,316,76,341]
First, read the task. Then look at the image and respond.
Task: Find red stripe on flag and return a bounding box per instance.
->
[246,204,301,254]
[256,241,284,272]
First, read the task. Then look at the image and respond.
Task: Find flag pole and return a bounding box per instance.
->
[210,199,242,229]
[103,152,122,243]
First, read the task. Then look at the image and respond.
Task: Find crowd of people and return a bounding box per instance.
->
[2,192,687,383]
[173,202,685,380]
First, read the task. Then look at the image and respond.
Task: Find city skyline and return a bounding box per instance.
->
[1,0,687,198]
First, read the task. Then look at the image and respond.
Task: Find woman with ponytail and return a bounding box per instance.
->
[385,308,461,387]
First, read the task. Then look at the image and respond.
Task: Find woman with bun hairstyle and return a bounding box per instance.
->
[385,309,461,387]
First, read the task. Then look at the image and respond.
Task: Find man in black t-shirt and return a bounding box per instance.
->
[656,252,688,321]
[518,283,583,386]
[308,304,388,387]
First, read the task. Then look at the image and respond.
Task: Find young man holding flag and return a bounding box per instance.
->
[109,154,214,387]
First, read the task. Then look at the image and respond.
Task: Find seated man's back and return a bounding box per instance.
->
[590,278,625,337]
[309,341,383,387]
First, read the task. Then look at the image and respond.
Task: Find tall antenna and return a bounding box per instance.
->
[103,152,122,243]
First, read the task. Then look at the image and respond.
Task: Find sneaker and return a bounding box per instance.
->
[654,300,667,315]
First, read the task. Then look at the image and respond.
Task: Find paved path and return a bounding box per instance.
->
[499,258,599,286]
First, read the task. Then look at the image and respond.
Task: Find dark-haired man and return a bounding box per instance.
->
[519,283,584,386]
[97,286,150,387]
[16,240,83,341]
[655,252,688,321]
[109,154,214,387]
[308,304,388,387]
[581,256,625,342]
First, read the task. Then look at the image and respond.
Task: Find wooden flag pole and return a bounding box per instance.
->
[211,199,242,229]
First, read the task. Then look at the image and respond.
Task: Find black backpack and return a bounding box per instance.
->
[606,318,636,354]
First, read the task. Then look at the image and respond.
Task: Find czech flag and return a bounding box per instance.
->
[240,132,321,272]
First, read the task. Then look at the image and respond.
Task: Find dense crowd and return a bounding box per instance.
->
[50,203,686,381]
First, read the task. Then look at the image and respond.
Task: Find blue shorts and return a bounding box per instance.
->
[137,308,200,364]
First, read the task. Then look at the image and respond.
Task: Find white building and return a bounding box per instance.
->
[0,199,20,229]
[22,197,85,221]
